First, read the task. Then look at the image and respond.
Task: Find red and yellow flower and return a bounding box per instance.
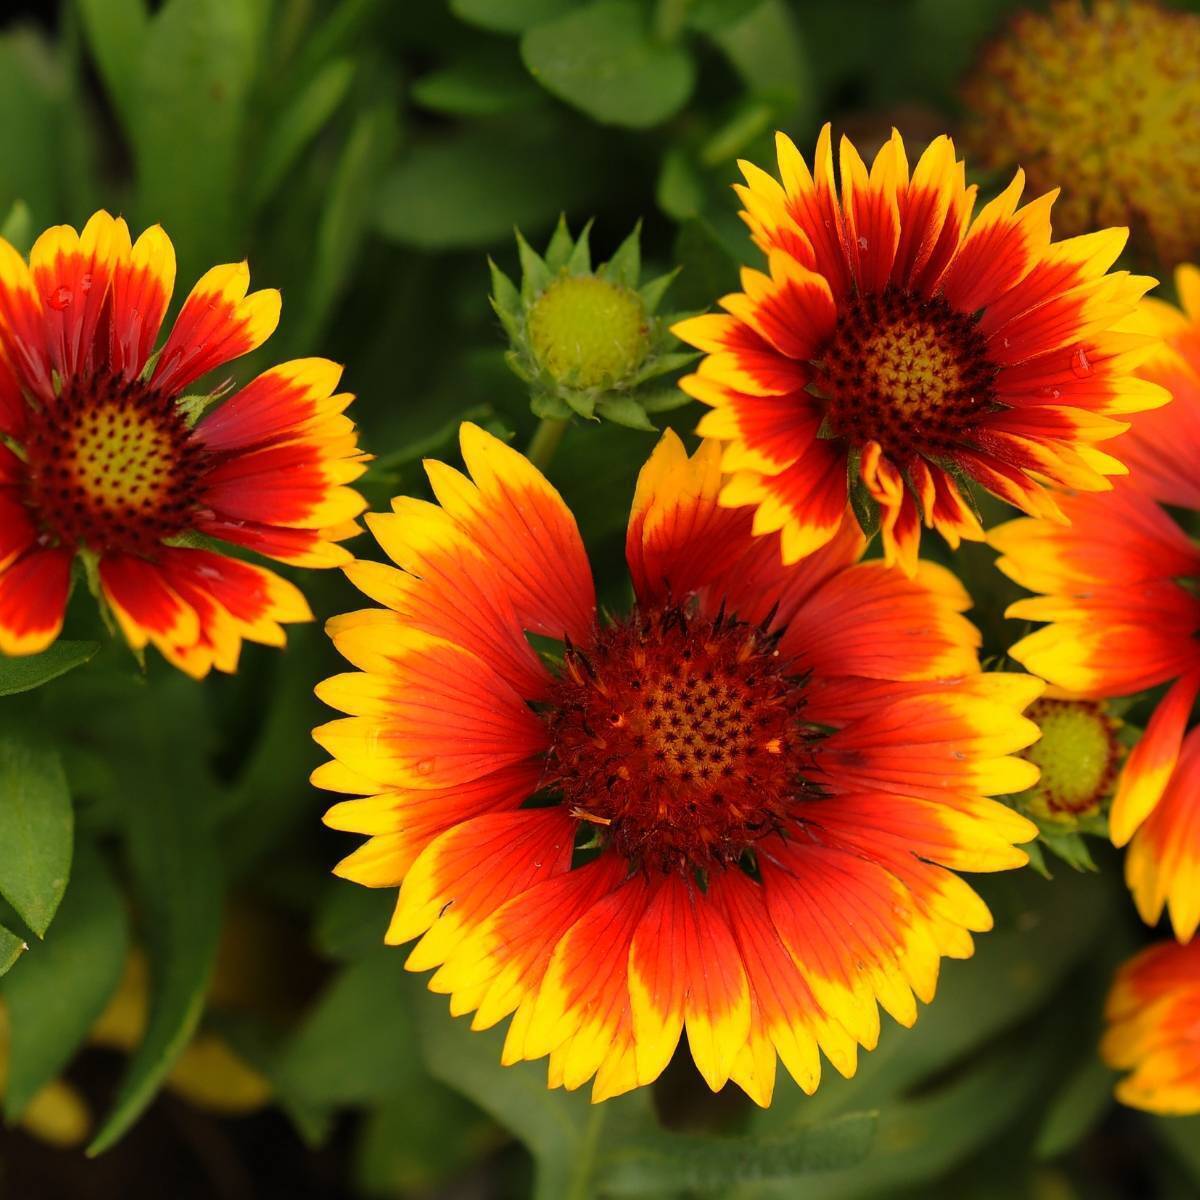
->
[672,124,1163,575]
[1102,939,1200,1115]
[313,422,1042,1105]
[0,211,367,676]
[993,265,1200,940]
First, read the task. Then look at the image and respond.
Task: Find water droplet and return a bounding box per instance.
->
[1070,346,1092,378]
[416,758,434,776]
[1037,386,1062,400]
[858,236,869,251]
[80,273,93,292]
[46,286,73,311]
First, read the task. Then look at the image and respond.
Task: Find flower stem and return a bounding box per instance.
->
[526,416,568,472]
[565,1104,606,1200]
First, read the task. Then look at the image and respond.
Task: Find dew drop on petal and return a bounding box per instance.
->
[416,758,434,777]
[858,236,869,251]
[46,286,73,311]
[1070,346,1092,378]
[80,273,93,292]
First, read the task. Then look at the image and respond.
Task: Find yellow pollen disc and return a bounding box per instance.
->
[861,321,964,422]
[963,0,1200,264]
[70,402,178,512]
[1020,698,1121,824]
[528,274,649,388]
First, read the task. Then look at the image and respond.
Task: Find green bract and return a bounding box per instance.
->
[489,217,697,429]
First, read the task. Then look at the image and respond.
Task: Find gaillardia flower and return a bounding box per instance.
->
[672,124,1163,574]
[313,422,1042,1105]
[1102,939,1200,1114]
[0,211,367,675]
[992,264,1200,940]
[963,0,1200,268]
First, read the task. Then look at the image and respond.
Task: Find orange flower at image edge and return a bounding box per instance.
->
[1103,940,1200,1115]
[673,125,1164,575]
[0,211,368,676]
[992,265,1200,942]
[313,423,1043,1105]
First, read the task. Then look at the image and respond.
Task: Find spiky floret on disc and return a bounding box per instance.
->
[313,422,1044,1108]
[673,124,1164,575]
[490,216,695,430]
[0,211,368,675]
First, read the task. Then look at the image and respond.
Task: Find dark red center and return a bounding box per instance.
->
[542,606,818,875]
[815,287,997,460]
[20,372,209,554]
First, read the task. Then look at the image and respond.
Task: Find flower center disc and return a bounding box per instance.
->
[818,287,997,459]
[23,374,207,553]
[528,275,649,388]
[543,607,815,874]
[1021,698,1121,822]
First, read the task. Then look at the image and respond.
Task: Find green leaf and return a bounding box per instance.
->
[412,983,633,1200]
[297,99,396,347]
[657,147,707,220]
[0,641,98,697]
[710,0,809,116]
[129,0,267,278]
[516,227,554,301]
[0,723,72,938]
[595,393,656,430]
[75,0,149,129]
[0,199,33,255]
[274,949,423,1107]
[600,1112,878,1195]
[520,1,696,129]
[1156,1115,1200,1186]
[602,221,641,289]
[0,30,63,221]
[251,56,356,212]
[531,392,574,420]
[1,842,128,1121]
[543,214,575,272]
[412,51,541,117]
[356,1087,496,1196]
[1035,1053,1115,1159]
[311,882,393,963]
[0,925,26,976]
[450,0,577,34]
[688,0,767,32]
[376,123,605,249]
[87,749,222,1155]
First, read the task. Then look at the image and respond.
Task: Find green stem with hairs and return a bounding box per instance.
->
[526,416,569,471]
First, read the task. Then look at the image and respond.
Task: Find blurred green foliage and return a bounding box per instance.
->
[0,0,1196,1197]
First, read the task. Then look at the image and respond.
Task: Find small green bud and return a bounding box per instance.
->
[488,216,696,429]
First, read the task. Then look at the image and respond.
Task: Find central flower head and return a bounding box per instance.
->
[23,373,207,554]
[819,288,996,459]
[543,606,814,873]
